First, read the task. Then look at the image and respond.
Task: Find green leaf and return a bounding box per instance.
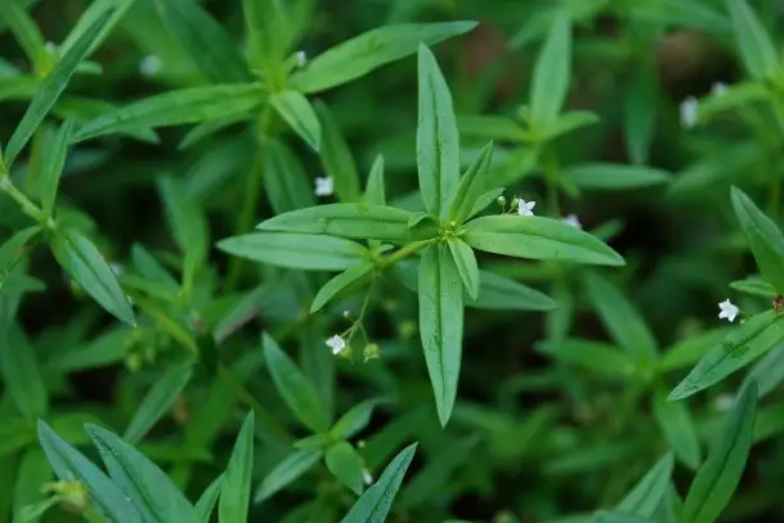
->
[448,141,494,224]
[219,411,254,523]
[123,361,193,444]
[730,275,777,299]
[419,244,464,426]
[13,448,52,514]
[624,64,658,165]
[562,163,671,191]
[669,311,784,400]
[365,155,386,206]
[467,188,504,220]
[530,12,571,126]
[50,230,135,326]
[37,119,73,216]
[0,323,47,421]
[0,2,46,71]
[457,115,525,142]
[36,420,144,523]
[463,216,624,267]
[331,400,380,439]
[594,511,658,523]
[153,0,248,83]
[616,453,674,517]
[661,327,734,372]
[417,44,460,219]
[60,0,137,58]
[311,263,374,313]
[731,186,784,295]
[743,340,784,398]
[326,441,365,495]
[270,90,321,152]
[536,338,636,379]
[315,100,361,202]
[447,238,480,300]
[262,139,316,214]
[0,226,40,288]
[254,449,322,503]
[468,270,556,311]
[263,333,329,432]
[538,110,600,142]
[682,383,758,523]
[195,475,223,523]
[243,0,289,71]
[4,9,113,165]
[290,22,477,93]
[257,203,438,243]
[652,389,701,470]
[85,423,200,523]
[340,444,417,523]
[72,84,265,142]
[218,233,369,271]
[582,271,658,361]
[695,82,769,121]
[726,0,779,81]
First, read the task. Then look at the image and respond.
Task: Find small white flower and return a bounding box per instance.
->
[517,198,536,217]
[314,177,334,197]
[718,299,740,323]
[295,50,308,67]
[680,96,699,129]
[362,470,374,485]
[139,55,163,77]
[326,335,346,355]
[562,214,582,229]
[714,393,735,412]
[711,82,728,96]
[44,41,57,55]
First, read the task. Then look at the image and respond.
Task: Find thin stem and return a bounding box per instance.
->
[0,175,47,223]
[376,239,435,269]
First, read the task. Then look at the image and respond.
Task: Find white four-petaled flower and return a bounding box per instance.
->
[296,50,308,67]
[562,214,582,229]
[326,335,346,355]
[314,177,334,197]
[517,199,536,217]
[680,97,699,129]
[362,470,374,485]
[718,299,739,323]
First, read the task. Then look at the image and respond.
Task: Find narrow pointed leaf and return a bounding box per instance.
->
[418,244,464,426]
[270,90,321,152]
[463,215,624,266]
[243,0,289,70]
[616,453,674,516]
[36,421,143,523]
[60,0,136,58]
[652,389,701,470]
[530,13,571,126]
[331,400,380,439]
[469,270,556,311]
[50,230,135,326]
[195,475,223,523]
[726,0,779,80]
[326,441,365,495]
[218,233,369,271]
[315,100,361,202]
[263,333,329,432]
[449,141,494,224]
[311,263,374,313]
[730,186,784,295]
[5,9,113,165]
[365,155,386,206]
[447,238,479,300]
[262,139,316,213]
[682,383,758,523]
[290,22,477,93]
[417,44,459,218]
[0,323,47,421]
[254,449,322,503]
[562,164,671,191]
[338,443,417,523]
[123,361,193,444]
[38,119,74,216]
[219,411,255,523]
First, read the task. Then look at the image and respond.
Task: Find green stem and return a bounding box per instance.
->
[376,239,435,269]
[0,175,47,223]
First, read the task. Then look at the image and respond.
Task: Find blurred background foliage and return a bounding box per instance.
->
[2,0,784,522]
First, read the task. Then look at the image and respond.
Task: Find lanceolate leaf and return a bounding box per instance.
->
[4,9,113,165]
[72,84,265,142]
[561,163,671,191]
[669,311,784,400]
[447,238,480,300]
[726,0,779,81]
[338,443,417,523]
[219,411,255,523]
[449,141,494,224]
[468,270,556,311]
[262,333,329,432]
[60,0,136,58]
[262,139,316,214]
[326,441,365,495]
[38,119,74,216]
[365,155,386,206]
[463,215,624,266]
[529,12,571,126]
[0,323,47,421]
[616,453,674,517]
[290,22,477,93]
[85,424,200,523]
[270,90,321,152]
[652,389,702,470]
[36,421,143,523]
[681,383,758,523]
[730,186,784,295]
[310,263,374,313]
[418,244,464,426]
[195,475,223,523]
[242,0,290,70]
[254,449,322,503]
[218,233,370,271]
[153,0,248,83]
[315,100,361,202]
[256,204,438,243]
[50,230,135,326]
[417,44,460,219]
